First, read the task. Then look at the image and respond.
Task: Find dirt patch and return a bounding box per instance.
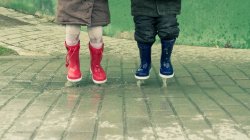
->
[0,14,30,29]
[114,31,134,40]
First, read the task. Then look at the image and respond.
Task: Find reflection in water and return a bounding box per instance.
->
[63,85,103,114]
[90,86,103,107]
[63,87,80,109]
[67,92,78,109]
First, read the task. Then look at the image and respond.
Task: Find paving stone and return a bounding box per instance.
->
[97,123,123,139]
[126,98,148,117]
[68,117,96,132]
[127,117,152,134]
[65,132,93,140]
[33,131,63,140]
[2,132,32,140]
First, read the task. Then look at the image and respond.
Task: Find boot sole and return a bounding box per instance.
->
[90,69,107,84]
[134,68,151,80]
[159,73,174,78]
[92,79,107,84]
[134,75,150,80]
[67,76,82,82]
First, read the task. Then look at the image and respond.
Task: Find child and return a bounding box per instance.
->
[57,0,110,84]
[131,0,181,81]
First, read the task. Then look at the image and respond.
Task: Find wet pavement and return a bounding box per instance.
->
[0,7,250,140]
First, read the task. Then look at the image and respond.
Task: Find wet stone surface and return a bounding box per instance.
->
[0,6,250,140]
[0,55,250,140]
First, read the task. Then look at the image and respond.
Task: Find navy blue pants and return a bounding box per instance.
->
[133,15,180,44]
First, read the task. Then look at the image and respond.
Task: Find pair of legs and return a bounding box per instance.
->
[133,15,180,80]
[65,25,107,84]
[66,25,103,48]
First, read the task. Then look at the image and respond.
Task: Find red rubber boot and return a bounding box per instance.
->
[89,43,107,84]
[65,41,82,82]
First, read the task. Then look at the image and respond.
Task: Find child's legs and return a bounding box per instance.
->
[87,26,103,48]
[133,16,157,44]
[133,16,156,78]
[156,15,180,40]
[65,24,81,46]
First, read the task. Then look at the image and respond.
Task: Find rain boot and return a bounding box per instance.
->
[89,43,107,84]
[65,41,82,82]
[135,42,152,80]
[159,39,175,78]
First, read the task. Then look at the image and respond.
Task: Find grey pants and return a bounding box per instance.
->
[133,15,180,44]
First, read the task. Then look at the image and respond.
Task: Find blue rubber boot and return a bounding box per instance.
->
[135,42,152,80]
[159,39,176,78]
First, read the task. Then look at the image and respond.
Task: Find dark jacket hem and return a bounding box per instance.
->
[132,11,181,17]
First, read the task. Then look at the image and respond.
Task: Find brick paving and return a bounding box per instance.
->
[0,7,250,140]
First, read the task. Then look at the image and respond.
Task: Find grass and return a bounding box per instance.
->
[0,0,55,15]
[106,0,250,49]
[0,46,18,56]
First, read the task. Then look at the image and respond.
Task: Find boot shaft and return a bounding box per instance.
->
[159,39,176,78]
[137,42,152,66]
[161,39,176,63]
[65,41,82,82]
[135,42,152,78]
[65,41,80,68]
[89,43,104,67]
[89,43,107,83]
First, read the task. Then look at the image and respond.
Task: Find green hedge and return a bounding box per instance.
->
[0,0,56,15]
[1,0,250,49]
